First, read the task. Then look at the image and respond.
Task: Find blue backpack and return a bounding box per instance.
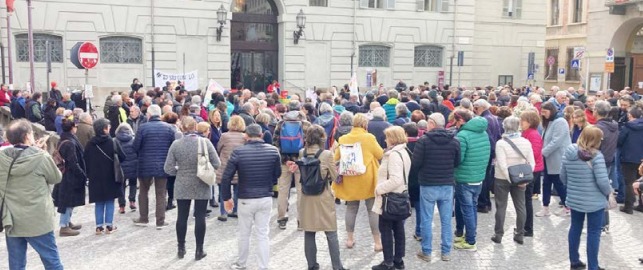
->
[280,120,304,154]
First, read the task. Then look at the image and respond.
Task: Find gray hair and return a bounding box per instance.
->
[502,116,521,134]
[245,124,263,138]
[111,94,122,104]
[79,112,92,124]
[319,103,333,114]
[428,113,445,128]
[372,107,386,120]
[148,104,162,117]
[388,90,399,99]
[460,98,472,109]
[594,100,611,118]
[473,99,491,110]
[241,102,254,113]
[6,119,33,145]
[191,95,202,106]
[417,120,428,129]
[395,103,408,117]
[339,111,354,126]
[288,100,301,111]
[115,123,134,135]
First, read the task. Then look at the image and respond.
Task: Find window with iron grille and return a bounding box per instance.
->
[566,47,581,81]
[15,34,63,63]
[545,48,558,81]
[310,0,328,6]
[100,36,143,64]
[502,0,522,19]
[414,45,443,67]
[360,0,395,9]
[359,45,390,67]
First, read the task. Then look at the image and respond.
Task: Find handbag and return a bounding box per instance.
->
[196,137,216,186]
[338,143,367,176]
[381,151,412,221]
[502,138,534,185]
[96,140,125,183]
[0,149,25,233]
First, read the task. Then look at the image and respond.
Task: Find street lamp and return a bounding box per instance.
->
[216,4,227,42]
[293,9,306,45]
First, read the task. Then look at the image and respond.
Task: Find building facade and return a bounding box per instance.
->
[1,0,544,101]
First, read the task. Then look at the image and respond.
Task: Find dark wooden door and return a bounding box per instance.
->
[632,54,643,94]
[610,57,626,91]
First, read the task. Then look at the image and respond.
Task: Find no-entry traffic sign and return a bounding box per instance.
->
[70,42,99,69]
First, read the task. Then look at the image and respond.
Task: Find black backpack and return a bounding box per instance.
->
[296,149,328,196]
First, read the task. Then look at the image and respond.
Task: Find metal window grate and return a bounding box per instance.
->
[414,45,443,67]
[100,36,143,64]
[309,0,328,6]
[359,45,390,67]
[16,34,63,63]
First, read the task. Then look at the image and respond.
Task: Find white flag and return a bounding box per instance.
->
[349,72,358,96]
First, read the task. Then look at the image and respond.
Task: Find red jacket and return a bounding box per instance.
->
[585,109,597,125]
[521,128,544,172]
[0,89,11,107]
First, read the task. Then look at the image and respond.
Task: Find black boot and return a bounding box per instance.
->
[195,247,207,261]
[166,200,176,211]
[177,243,186,259]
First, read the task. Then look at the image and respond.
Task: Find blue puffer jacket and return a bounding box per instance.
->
[133,116,176,178]
[221,140,282,200]
[618,118,643,164]
[561,145,612,213]
[481,110,502,158]
[115,130,138,180]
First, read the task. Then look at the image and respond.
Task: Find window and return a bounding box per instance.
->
[572,0,583,23]
[15,34,63,63]
[545,48,558,81]
[414,45,443,67]
[100,36,143,64]
[417,0,449,12]
[498,75,513,87]
[360,0,395,9]
[565,47,581,81]
[551,0,560,25]
[502,0,522,18]
[309,0,327,7]
[359,45,390,67]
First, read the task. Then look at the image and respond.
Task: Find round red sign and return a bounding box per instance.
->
[78,42,99,69]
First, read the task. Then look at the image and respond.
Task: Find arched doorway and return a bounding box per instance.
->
[230,0,279,92]
[609,18,643,92]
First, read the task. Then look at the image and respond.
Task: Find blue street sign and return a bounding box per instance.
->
[571,59,580,70]
[527,73,534,80]
[558,68,565,75]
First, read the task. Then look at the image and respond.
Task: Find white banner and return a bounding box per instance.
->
[203,79,226,106]
[154,70,199,91]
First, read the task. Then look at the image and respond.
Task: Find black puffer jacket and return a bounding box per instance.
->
[410,128,461,187]
[595,118,618,166]
[52,132,87,212]
[221,140,281,201]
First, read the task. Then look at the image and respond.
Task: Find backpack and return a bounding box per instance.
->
[279,120,304,154]
[296,149,328,196]
[53,141,70,174]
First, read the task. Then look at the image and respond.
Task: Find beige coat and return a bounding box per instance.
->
[298,145,339,232]
[373,144,411,215]
[216,131,246,184]
[494,136,536,181]
[75,122,94,149]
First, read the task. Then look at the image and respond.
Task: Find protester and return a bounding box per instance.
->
[222,124,281,270]
[519,110,544,236]
[492,116,535,245]
[314,103,337,149]
[127,106,146,134]
[0,84,10,107]
[107,95,127,137]
[453,109,490,251]
[216,115,246,221]
[371,126,411,270]
[383,90,401,124]
[333,114,384,251]
[1,119,63,270]
[562,126,611,270]
[115,123,138,213]
[584,96,597,125]
[392,103,410,127]
[473,99,502,213]
[571,109,589,144]
[25,92,43,123]
[164,117,220,260]
[537,102,572,217]
[618,105,643,214]
[132,104,176,229]
[368,107,391,149]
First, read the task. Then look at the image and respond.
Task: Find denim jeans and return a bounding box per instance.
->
[95,200,115,227]
[218,184,238,215]
[569,209,604,270]
[477,158,494,210]
[542,165,566,207]
[413,200,421,237]
[118,178,137,207]
[5,231,64,270]
[454,183,482,245]
[58,207,73,227]
[420,185,454,255]
[614,150,625,201]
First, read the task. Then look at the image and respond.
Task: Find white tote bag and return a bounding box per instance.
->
[338,143,367,176]
[196,138,216,185]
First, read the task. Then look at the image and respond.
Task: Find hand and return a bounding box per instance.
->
[518,183,528,188]
[224,199,234,214]
[35,136,49,150]
[634,182,640,196]
[639,162,643,176]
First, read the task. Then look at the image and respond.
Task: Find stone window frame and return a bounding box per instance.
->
[99,36,143,64]
[414,45,444,67]
[309,0,328,7]
[359,45,391,68]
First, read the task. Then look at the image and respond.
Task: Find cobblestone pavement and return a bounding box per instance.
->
[1,191,643,270]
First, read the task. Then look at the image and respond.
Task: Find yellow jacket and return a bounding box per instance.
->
[333,127,384,201]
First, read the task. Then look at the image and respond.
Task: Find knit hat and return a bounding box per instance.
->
[51,81,57,88]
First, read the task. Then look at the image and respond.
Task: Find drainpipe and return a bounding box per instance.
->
[151,0,156,87]
[7,11,12,84]
[351,0,357,76]
[27,0,34,92]
[449,0,457,87]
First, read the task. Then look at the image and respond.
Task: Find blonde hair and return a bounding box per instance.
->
[197,122,210,135]
[55,107,65,115]
[352,113,369,129]
[228,115,246,132]
[181,117,197,132]
[384,126,408,146]
[578,126,603,152]
[208,109,221,128]
[572,109,588,128]
[255,113,271,125]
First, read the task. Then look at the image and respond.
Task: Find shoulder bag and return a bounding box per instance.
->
[96,140,125,183]
[196,137,216,186]
[502,138,534,185]
[381,151,412,221]
[0,149,25,232]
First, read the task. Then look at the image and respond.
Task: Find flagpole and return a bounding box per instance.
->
[26,0,34,92]
[6,10,12,84]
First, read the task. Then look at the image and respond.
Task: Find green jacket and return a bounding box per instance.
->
[455,117,491,184]
[0,146,62,237]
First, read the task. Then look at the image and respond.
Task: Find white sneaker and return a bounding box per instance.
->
[555,208,570,217]
[535,207,551,217]
[230,263,246,270]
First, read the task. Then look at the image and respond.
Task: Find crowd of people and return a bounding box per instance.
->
[1,79,643,270]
